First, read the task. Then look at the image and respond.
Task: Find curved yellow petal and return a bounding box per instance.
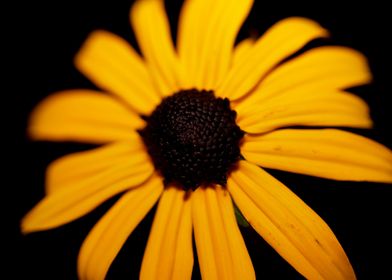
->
[75,30,160,115]
[192,186,255,280]
[237,92,372,133]
[46,139,145,194]
[29,90,144,143]
[140,186,193,280]
[228,161,356,279]
[131,0,187,96]
[78,174,163,280]
[233,38,256,66]
[242,129,392,183]
[235,46,372,112]
[21,152,154,233]
[217,17,329,100]
[178,0,253,89]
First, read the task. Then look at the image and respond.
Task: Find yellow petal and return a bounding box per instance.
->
[131,0,187,96]
[242,129,392,183]
[29,90,144,143]
[78,174,163,280]
[192,186,255,280]
[46,139,145,194]
[235,46,372,112]
[75,30,160,115]
[178,0,253,90]
[233,38,256,66]
[140,187,193,280]
[228,161,356,279]
[217,17,329,100]
[237,91,372,133]
[21,151,154,233]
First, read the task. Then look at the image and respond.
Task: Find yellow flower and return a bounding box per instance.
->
[22,0,392,279]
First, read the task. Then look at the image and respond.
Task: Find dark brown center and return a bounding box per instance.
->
[139,89,244,190]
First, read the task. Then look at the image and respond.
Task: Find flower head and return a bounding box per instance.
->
[22,0,392,279]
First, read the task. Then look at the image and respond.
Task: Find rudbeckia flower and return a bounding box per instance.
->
[22,0,392,279]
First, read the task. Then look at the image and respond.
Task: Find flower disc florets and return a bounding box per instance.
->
[139,89,244,190]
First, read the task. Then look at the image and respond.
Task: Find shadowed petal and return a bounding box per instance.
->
[228,161,356,279]
[78,174,163,280]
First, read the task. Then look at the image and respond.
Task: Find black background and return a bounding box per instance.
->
[9,0,392,279]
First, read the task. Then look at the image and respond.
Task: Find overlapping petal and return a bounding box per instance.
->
[232,39,256,66]
[21,148,154,233]
[46,140,145,194]
[78,174,163,280]
[131,0,187,96]
[178,0,253,89]
[140,186,193,280]
[242,129,392,183]
[75,31,160,115]
[192,186,255,280]
[237,91,372,133]
[29,90,144,143]
[217,17,329,99]
[228,161,356,279]
[235,46,372,113]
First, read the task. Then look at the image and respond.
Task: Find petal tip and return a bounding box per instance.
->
[74,29,121,72]
[20,214,38,235]
[281,16,330,37]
